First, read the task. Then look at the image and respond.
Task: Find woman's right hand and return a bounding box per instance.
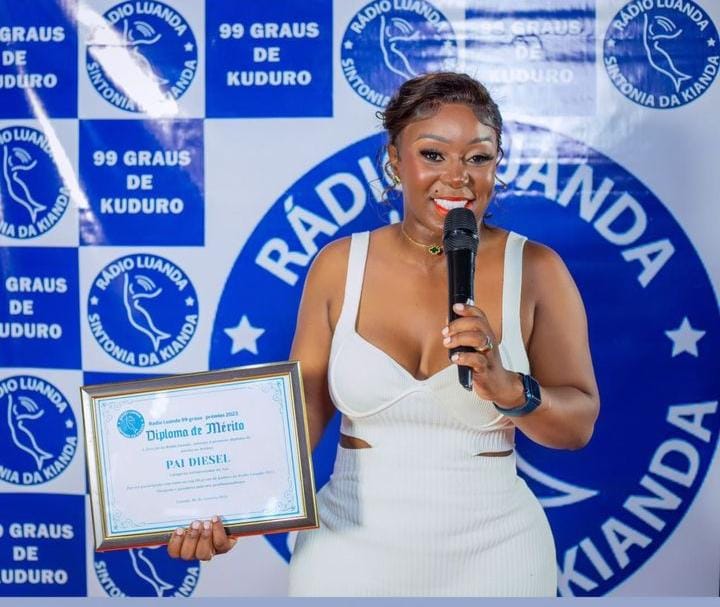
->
[167,516,237,561]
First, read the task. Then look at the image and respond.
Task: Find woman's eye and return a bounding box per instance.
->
[468,154,493,164]
[420,150,443,162]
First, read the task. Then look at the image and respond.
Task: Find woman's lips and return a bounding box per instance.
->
[433,198,473,216]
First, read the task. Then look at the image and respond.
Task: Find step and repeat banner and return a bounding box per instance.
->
[1,0,719,598]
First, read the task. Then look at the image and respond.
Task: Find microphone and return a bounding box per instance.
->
[443,208,479,391]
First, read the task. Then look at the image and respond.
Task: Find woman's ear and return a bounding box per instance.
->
[387,144,400,180]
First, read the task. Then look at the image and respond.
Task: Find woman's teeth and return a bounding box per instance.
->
[434,198,470,210]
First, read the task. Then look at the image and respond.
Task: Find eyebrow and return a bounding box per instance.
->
[414,133,494,145]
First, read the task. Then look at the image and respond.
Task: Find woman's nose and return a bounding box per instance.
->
[442,163,469,188]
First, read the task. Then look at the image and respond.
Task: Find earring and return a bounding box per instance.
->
[495,175,508,190]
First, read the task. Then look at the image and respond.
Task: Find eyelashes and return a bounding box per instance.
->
[419,149,494,164]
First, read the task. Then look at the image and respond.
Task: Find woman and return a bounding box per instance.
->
[168,72,600,596]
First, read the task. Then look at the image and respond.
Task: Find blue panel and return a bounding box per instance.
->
[0,247,80,369]
[206,0,333,117]
[79,120,204,246]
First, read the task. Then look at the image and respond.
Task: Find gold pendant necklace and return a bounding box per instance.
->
[400,224,443,256]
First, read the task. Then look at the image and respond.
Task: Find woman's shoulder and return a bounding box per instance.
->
[514,234,579,301]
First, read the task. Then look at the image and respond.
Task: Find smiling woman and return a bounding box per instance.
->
[167,72,600,597]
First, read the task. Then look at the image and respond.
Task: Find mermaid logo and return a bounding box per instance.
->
[0,126,69,239]
[94,547,199,597]
[0,375,78,487]
[117,409,144,439]
[85,0,198,113]
[341,0,457,108]
[211,126,719,595]
[88,254,199,368]
[604,0,719,108]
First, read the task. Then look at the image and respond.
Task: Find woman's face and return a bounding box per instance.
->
[389,102,498,233]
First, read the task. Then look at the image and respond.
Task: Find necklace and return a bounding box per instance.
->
[400,224,443,256]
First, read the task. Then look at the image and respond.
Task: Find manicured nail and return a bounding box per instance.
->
[211,515,219,523]
[175,528,185,536]
[443,336,451,345]
[453,303,464,311]
[441,326,449,336]
[191,520,200,530]
[451,353,459,362]
[203,521,211,530]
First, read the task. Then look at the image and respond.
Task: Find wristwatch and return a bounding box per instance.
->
[493,373,542,417]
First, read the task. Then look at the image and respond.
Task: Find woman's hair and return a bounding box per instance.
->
[381,72,503,155]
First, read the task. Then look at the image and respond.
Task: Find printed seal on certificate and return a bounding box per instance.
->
[80,361,318,551]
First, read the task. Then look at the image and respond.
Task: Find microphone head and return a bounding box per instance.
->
[443,208,478,253]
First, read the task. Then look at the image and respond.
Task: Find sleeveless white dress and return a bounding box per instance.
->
[288,231,556,597]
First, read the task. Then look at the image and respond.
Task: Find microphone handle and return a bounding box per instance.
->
[447,249,475,391]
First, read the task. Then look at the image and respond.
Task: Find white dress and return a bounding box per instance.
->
[288,231,557,597]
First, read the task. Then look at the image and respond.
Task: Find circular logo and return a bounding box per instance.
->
[210,126,719,594]
[117,409,145,438]
[604,0,719,108]
[94,547,199,597]
[88,253,199,367]
[341,0,458,107]
[0,126,70,240]
[0,375,78,486]
[85,0,198,113]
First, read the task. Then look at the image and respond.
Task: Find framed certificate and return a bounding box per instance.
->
[80,361,318,551]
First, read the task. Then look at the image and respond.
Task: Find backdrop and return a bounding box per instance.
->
[0,0,719,598]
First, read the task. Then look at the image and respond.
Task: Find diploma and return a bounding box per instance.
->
[80,361,318,550]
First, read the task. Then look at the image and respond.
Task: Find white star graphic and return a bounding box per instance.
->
[344,40,353,50]
[708,38,716,47]
[224,316,265,355]
[185,296,195,307]
[185,42,194,52]
[90,296,99,305]
[665,317,705,357]
[66,419,74,429]
[607,39,616,49]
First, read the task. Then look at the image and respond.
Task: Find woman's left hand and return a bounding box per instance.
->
[442,301,523,406]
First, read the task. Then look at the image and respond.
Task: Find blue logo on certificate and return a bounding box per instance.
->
[0,375,78,487]
[0,126,70,239]
[117,409,145,438]
[88,254,199,367]
[85,0,198,113]
[79,119,204,246]
[95,548,199,597]
[604,0,719,108]
[210,128,719,594]
[205,0,332,117]
[341,0,457,108]
[0,0,78,118]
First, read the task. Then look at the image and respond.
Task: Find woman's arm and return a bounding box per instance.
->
[446,242,600,450]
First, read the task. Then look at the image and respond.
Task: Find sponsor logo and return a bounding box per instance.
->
[0,375,77,487]
[88,253,199,367]
[94,548,198,597]
[211,126,719,594]
[0,126,69,240]
[341,0,457,107]
[117,409,145,438]
[604,0,719,108]
[85,0,198,113]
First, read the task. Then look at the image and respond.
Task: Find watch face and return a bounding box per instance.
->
[524,374,542,404]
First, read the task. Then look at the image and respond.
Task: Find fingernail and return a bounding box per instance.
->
[175,528,184,536]
[191,520,200,530]
[203,520,211,530]
[443,336,451,345]
[451,353,459,362]
[453,303,463,311]
[466,298,474,306]
[211,515,219,523]
[441,326,449,336]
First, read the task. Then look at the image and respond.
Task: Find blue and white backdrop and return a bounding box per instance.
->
[0,0,719,598]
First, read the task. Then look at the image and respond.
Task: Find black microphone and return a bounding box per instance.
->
[443,208,479,391]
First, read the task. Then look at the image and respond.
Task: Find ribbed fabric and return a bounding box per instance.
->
[288,231,556,597]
